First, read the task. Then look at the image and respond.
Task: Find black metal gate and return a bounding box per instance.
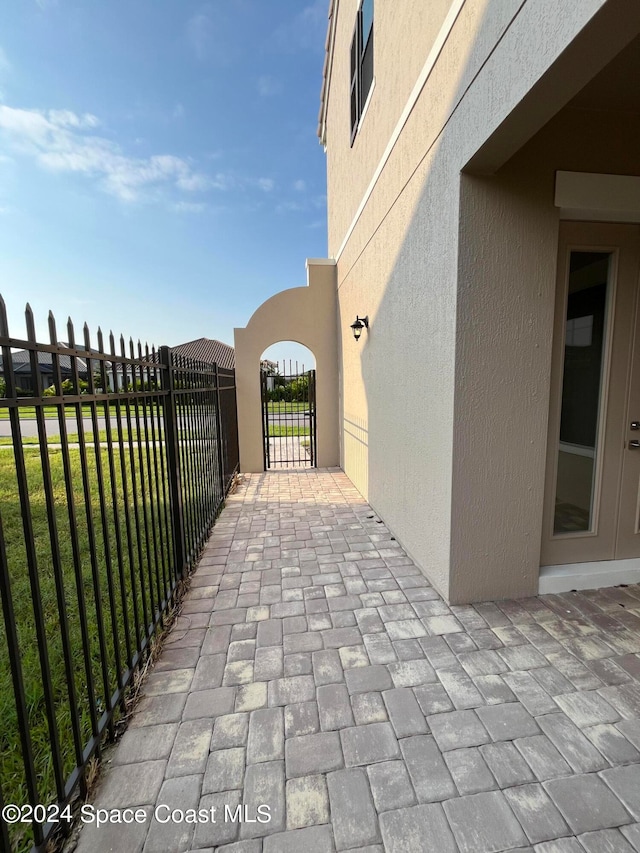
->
[261,361,316,469]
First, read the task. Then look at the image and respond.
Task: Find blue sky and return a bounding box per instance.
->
[0,0,328,366]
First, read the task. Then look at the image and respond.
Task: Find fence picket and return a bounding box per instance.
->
[0,299,239,852]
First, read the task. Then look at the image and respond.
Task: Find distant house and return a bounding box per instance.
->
[1,337,236,395]
[171,337,235,370]
[0,345,89,393]
[260,359,278,392]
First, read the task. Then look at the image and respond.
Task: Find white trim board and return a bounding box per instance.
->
[555,171,640,223]
[306,258,337,267]
[539,558,640,594]
[356,77,376,135]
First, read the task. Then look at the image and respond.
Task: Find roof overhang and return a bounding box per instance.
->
[317,0,338,146]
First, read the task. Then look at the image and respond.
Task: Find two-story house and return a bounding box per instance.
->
[236,0,640,605]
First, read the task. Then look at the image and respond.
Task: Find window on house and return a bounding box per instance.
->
[350,0,374,144]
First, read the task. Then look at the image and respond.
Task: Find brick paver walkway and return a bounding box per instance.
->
[76,470,640,853]
[268,434,311,468]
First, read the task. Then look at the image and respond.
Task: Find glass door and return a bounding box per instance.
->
[541,222,640,566]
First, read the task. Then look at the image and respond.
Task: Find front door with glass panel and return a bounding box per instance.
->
[541,222,640,566]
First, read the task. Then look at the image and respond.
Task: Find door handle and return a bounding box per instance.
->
[630,440,640,449]
[632,422,640,430]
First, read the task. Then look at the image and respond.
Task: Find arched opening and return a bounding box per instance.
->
[260,342,316,469]
[233,259,338,473]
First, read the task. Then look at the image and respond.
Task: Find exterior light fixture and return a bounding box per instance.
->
[350,315,369,342]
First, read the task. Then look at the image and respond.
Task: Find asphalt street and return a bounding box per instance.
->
[0,417,147,439]
[0,410,311,439]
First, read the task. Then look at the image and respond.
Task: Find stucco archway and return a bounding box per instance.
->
[234,259,339,472]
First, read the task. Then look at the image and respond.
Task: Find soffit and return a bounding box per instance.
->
[569,32,640,114]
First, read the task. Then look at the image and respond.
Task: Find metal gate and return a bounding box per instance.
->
[261,361,317,469]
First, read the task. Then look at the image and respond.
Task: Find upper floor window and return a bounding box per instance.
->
[350,0,374,144]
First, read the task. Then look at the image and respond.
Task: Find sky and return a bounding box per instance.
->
[0,0,328,367]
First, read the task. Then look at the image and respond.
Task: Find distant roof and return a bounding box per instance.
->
[0,346,88,374]
[171,337,235,370]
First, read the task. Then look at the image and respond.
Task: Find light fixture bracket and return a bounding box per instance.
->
[350,315,369,342]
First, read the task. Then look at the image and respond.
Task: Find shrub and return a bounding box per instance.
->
[126,379,158,392]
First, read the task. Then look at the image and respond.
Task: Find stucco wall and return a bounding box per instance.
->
[450,107,640,603]
[234,261,339,473]
[325,0,640,601]
[326,0,453,252]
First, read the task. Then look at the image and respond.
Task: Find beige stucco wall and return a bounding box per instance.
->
[234,260,339,473]
[450,107,640,602]
[325,0,640,601]
[326,0,453,252]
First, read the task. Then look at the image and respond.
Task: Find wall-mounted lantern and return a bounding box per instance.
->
[350,315,369,342]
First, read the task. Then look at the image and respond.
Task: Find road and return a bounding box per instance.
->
[0,416,157,439]
[0,409,311,439]
[267,411,311,427]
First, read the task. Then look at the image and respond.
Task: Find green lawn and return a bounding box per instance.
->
[266,401,309,412]
[0,424,220,450]
[268,425,310,437]
[0,429,223,452]
[0,444,174,852]
[0,428,159,447]
[0,403,160,420]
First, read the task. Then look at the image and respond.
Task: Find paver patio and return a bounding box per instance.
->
[75,469,640,853]
[267,434,311,468]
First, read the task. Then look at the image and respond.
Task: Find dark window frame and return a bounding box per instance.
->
[350,0,374,145]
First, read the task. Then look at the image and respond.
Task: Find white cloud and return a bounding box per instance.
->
[172,103,185,120]
[173,201,207,213]
[0,104,214,202]
[0,48,11,74]
[276,200,304,213]
[186,6,214,62]
[208,172,235,191]
[48,109,99,129]
[257,178,275,192]
[35,0,58,9]
[275,191,327,219]
[0,47,11,100]
[272,0,327,53]
[257,76,282,97]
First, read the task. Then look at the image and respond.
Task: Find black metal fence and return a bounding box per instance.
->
[0,298,238,852]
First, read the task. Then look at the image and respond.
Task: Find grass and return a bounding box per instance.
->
[0,428,162,447]
[0,403,160,420]
[266,401,309,412]
[268,425,310,437]
[0,443,175,852]
[0,425,218,450]
[0,424,216,450]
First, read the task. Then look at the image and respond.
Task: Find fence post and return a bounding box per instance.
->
[160,346,187,579]
[214,363,226,500]
[261,370,269,470]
